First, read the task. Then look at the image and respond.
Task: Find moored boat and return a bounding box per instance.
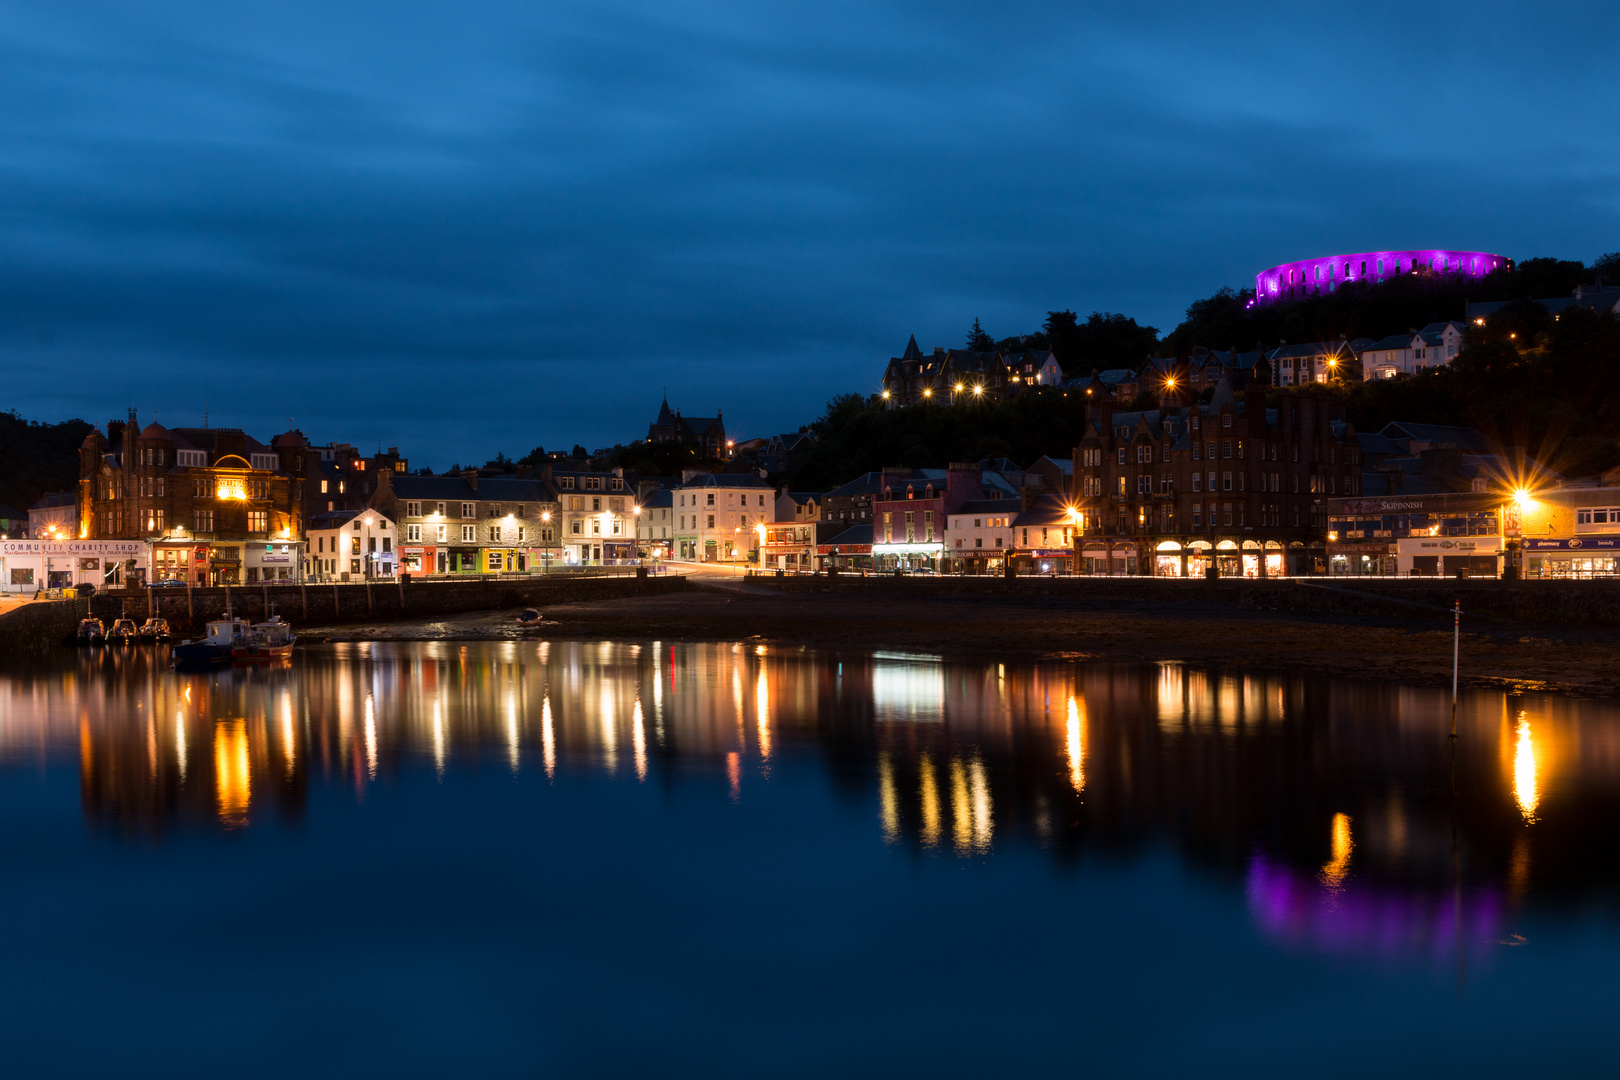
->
[138,618,172,643]
[75,618,106,647]
[516,608,544,628]
[172,617,252,665]
[107,617,140,645]
[232,616,296,662]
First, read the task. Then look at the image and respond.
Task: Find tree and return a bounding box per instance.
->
[1066,312,1160,371]
[518,444,547,465]
[570,444,588,459]
[1593,251,1620,282]
[966,317,996,351]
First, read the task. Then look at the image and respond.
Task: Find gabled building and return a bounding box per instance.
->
[1359,322,1467,380]
[308,509,397,581]
[872,464,986,571]
[27,492,76,540]
[648,397,729,458]
[636,488,674,561]
[78,412,306,585]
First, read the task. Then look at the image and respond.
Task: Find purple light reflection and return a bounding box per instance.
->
[1246,854,1505,967]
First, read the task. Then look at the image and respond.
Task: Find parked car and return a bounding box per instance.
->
[153,578,189,587]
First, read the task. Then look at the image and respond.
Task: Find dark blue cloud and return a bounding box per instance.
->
[0,1,1615,466]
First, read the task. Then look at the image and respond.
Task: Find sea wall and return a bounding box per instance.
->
[0,598,91,656]
[743,572,1620,625]
[84,573,689,635]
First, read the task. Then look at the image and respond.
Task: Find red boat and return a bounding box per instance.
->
[232,616,296,663]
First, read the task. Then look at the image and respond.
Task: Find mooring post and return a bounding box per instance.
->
[301,582,308,619]
[333,582,340,618]
[1450,598,1460,739]
[186,583,193,620]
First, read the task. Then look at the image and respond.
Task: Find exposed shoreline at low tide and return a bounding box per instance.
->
[308,586,1620,698]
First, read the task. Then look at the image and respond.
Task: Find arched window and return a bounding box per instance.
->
[1360,261,1367,276]
[1314,265,1321,282]
[1376,258,1384,275]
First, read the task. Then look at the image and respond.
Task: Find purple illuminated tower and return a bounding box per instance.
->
[1252,249,1510,306]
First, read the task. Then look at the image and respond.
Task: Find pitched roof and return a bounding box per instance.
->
[1379,421,1497,454]
[902,335,922,360]
[387,474,556,501]
[677,472,772,490]
[29,492,76,510]
[821,523,872,547]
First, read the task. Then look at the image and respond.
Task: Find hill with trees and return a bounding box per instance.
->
[0,412,93,517]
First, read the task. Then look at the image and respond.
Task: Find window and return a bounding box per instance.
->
[435,524,446,543]
[1117,476,1127,497]
[351,537,361,555]
[610,478,624,491]
[488,504,501,517]
[1160,474,1173,493]
[1223,503,1233,526]
[1117,447,1126,465]
[489,525,501,542]
[1222,414,1231,428]
[517,527,526,542]
[1192,473,1202,492]
[585,477,602,491]
[1137,475,1150,495]
[571,520,581,535]
[1222,441,1232,459]
[248,511,267,532]
[461,525,475,542]
[1222,472,1232,492]
[406,501,420,517]
[707,514,715,528]
[561,477,575,489]
[1193,443,1201,461]
[461,503,475,518]
[1136,446,1149,464]
[406,524,422,542]
[707,493,715,506]
[193,509,213,532]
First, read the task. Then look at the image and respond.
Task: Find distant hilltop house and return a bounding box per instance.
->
[881,335,1063,407]
[1464,282,1620,322]
[648,397,729,458]
[1253,249,1510,306]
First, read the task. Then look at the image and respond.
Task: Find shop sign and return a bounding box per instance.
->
[1523,537,1620,551]
[259,555,292,563]
[0,540,145,556]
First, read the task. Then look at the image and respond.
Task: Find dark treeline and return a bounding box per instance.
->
[0,412,93,515]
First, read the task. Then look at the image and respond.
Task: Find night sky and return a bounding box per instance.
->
[3,2,1616,467]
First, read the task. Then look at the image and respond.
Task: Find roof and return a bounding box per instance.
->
[951,499,1016,517]
[639,489,673,509]
[1012,494,1074,527]
[388,474,556,502]
[1379,421,1497,455]
[137,421,172,441]
[0,503,23,520]
[676,472,772,490]
[1356,432,1404,456]
[1267,340,1354,360]
[29,492,76,510]
[821,523,872,547]
[309,508,393,529]
[824,471,887,499]
[1363,334,1414,352]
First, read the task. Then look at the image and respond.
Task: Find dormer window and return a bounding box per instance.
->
[1222,414,1232,428]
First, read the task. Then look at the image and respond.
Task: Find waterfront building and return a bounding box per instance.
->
[372,472,561,574]
[816,522,872,570]
[1072,383,1360,577]
[872,464,985,571]
[944,499,1015,573]
[671,473,773,562]
[636,488,674,561]
[821,471,885,524]
[549,467,638,564]
[307,509,397,581]
[27,493,77,540]
[759,520,841,570]
[1254,249,1509,305]
[0,538,148,594]
[78,412,306,585]
[1008,494,1077,573]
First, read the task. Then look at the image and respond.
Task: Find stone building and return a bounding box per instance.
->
[1071,382,1362,577]
[78,411,306,585]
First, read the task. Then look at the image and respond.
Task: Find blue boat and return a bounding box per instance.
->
[172,617,252,665]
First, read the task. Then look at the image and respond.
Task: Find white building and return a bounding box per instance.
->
[672,473,774,562]
[308,509,396,581]
[944,500,1016,569]
[0,539,148,593]
[1361,321,1467,380]
[550,468,637,564]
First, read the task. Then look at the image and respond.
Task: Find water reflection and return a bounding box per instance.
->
[5,641,1620,968]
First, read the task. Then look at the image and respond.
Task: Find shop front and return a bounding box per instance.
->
[209,545,243,585]
[603,541,636,564]
[1010,548,1074,574]
[399,545,432,576]
[245,542,304,583]
[1396,536,1502,577]
[151,542,208,585]
[872,541,943,572]
[0,539,149,594]
[1080,542,1137,575]
[447,547,482,573]
[1154,541,1185,576]
[1523,537,1620,578]
[1328,540,1397,576]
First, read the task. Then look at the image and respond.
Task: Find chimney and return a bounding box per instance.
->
[462,468,478,490]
